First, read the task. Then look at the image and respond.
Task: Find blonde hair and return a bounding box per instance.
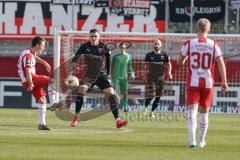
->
[197,18,211,33]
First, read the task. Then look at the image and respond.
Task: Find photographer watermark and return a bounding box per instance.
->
[120,112,187,122]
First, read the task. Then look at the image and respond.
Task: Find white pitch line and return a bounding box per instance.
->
[0,126,133,135]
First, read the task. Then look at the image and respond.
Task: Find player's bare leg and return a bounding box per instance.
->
[187,104,198,148]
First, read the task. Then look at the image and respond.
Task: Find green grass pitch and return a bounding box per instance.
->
[0,108,239,160]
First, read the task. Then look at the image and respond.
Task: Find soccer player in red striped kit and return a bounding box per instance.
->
[178,18,228,148]
[17,36,57,130]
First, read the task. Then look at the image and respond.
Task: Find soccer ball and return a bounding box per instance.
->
[65,76,79,89]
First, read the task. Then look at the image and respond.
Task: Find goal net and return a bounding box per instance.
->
[54,31,240,114]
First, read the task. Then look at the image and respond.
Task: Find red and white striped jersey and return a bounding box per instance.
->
[181,38,223,88]
[17,48,36,83]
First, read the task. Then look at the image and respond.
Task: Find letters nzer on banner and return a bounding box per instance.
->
[0,0,165,35]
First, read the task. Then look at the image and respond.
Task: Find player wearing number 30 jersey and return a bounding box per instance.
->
[178,18,228,148]
[181,36,222,89]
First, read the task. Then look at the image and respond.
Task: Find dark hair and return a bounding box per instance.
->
[31,36,46,47]
[119,42,126,48]
[89,29,99,34]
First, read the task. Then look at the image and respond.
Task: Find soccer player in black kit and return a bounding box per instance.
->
[70,29,127,128]
[143,39,173,119]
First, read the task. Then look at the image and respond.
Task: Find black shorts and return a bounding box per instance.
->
[83,73,112,90]
[145,77,164,96]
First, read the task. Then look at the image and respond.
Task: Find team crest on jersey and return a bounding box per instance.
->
[26,59,31,65]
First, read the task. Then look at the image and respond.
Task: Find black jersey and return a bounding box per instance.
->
[72,42,110,75]
[145,51,170,78]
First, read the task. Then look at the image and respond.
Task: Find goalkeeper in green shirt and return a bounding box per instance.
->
[111,42,135,112]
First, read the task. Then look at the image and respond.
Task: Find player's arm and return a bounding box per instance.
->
[167,61,173,80]
[128,54,135,79]
[72,43,87,63]
[24,55,34,91]
[165,54,173,80]
[215,42,228,92]
[144,54,150,74]
[178,54,188,65]
[178,40,189,65]
[216,56,228,92]
[36,56,51,73]
[72,44,85,71]
[25,68,34,91]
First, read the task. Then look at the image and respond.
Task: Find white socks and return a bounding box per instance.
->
[187,109,198,146]
[187,109,209,147]
[199,113,209,145]
[38,103,47,125]
[38,83,55,125]
[48,85,56,105]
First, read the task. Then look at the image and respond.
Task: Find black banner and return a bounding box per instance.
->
[170,0,225,22]
[109,0,151,16]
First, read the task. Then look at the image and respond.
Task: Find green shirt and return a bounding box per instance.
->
[111,52,134,80]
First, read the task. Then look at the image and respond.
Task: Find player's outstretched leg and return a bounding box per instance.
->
[48,100,64,111]
[108,94,127,128]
